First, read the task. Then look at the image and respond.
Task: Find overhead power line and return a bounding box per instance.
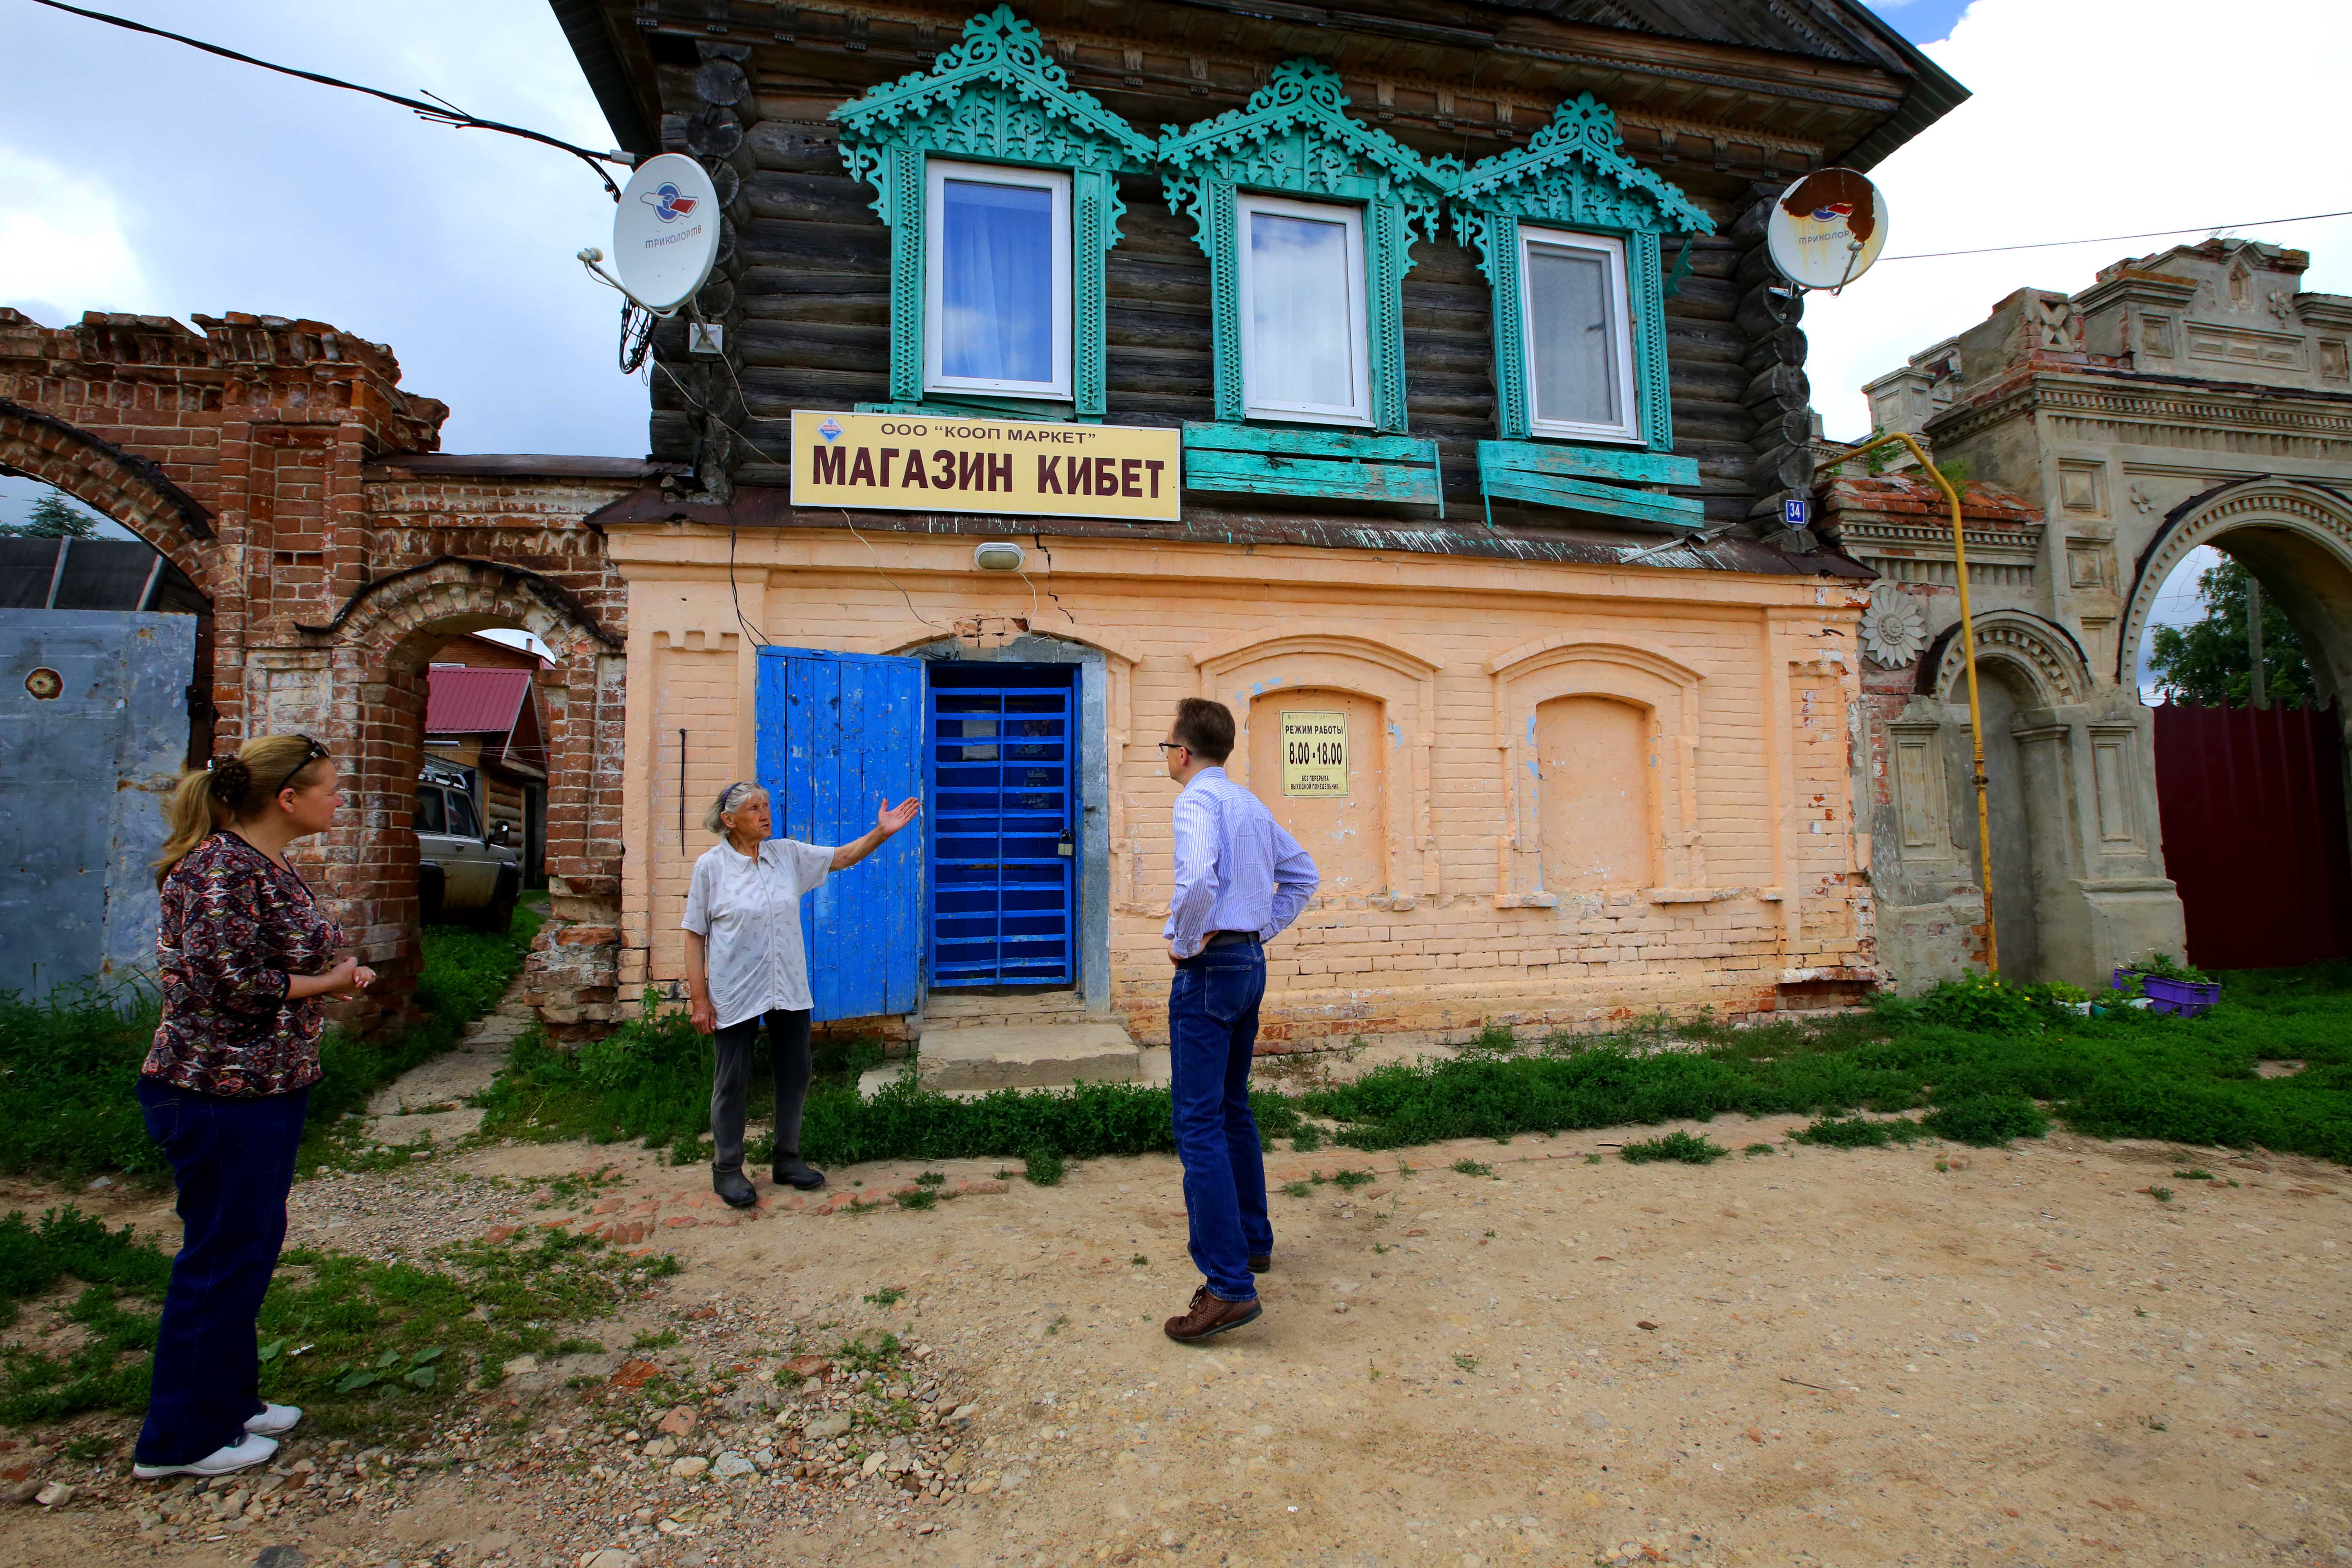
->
[26,0,634,198]
[1884,207,2352,262]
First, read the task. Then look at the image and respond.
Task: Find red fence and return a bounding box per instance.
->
[2152,702,2352,971]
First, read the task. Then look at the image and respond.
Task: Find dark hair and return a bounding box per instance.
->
[1171,697,1235,764]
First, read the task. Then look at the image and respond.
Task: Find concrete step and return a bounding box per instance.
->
[921,989,1093,1031]
[859,1019,1143,1097]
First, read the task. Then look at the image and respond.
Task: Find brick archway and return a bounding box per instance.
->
[306,559,626,1032]
[2,309,636,1034]
[0,395,217,595]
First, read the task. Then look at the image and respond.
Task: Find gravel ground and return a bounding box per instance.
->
[5,1100,2351,1568]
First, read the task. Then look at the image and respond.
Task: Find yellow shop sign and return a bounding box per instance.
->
[789,410,1181,522]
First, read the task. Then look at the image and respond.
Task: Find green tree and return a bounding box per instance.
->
[0,492,107,539]
[2144,556,2313,707]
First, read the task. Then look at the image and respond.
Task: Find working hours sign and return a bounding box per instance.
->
[1281,711,1348,798]
[790,410,1182,522]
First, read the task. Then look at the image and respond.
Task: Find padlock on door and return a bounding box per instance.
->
[1056,828,1074,858]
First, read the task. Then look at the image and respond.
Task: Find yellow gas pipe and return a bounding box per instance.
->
[1837,432,1998,976]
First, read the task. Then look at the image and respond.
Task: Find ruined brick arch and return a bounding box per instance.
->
[303,558,626,1031]
[0,396,216,596]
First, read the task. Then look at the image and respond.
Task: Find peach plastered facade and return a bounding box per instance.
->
[607,521,1876,1045]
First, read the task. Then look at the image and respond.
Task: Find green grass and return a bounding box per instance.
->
[0,1203,670,1432]
[0,904,541,1180]
[1284,967,2352,1165]
[475,990,1307,1168]
[452,964,2352,1176]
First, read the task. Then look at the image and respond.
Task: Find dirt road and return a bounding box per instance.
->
[5,1113,2350,1568]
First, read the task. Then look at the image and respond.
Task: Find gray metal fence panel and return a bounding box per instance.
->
[0,610,196,998]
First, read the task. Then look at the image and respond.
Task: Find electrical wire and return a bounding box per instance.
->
[1882,207,2352,263]
[27,0,632,199]
[650,359,952,635]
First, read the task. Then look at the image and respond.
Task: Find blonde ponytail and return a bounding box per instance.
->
[154,734,332,886]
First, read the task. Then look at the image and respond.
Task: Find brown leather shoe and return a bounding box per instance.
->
[1163,1285,1262,1343]
[1248,1253,1271,1273]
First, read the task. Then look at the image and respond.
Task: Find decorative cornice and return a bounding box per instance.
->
[1926,370,2352,448]
[831,6,1156,169]
[1450,92,1715,242]
[1157,56,1459,232]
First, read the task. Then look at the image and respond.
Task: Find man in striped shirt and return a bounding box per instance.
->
[1156,696,1319,1343]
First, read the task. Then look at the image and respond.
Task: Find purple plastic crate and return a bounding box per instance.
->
[2110,967,2223,1018]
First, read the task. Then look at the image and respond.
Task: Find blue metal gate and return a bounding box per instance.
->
[926,671,1076,987]
[754,647,924,1022]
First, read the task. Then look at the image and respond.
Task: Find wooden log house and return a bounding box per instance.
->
[555,0,1967,1045]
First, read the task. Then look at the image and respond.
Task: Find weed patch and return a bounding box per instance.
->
[1619,1131,1728,1165]
[0,1206,666,1434]
[1791,1115,1928,1149]
[1923,1094,2049,1147]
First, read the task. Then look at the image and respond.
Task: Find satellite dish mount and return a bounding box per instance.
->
[579,152,724,371]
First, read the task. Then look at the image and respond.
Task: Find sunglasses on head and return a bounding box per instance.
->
[297,736,330,764]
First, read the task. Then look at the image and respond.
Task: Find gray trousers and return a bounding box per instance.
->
[709,1008,813,1174]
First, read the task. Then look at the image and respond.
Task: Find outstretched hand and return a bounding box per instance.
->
[875,796,921,837]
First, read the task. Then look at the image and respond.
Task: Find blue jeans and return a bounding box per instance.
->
[133,1076,307,1466]
[1167,939,1271,1302]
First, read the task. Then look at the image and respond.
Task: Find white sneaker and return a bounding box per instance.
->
[244,1403,302,1437]
[131,1431,278,1479]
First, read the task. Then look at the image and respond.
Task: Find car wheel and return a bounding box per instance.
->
[477,868,520,934]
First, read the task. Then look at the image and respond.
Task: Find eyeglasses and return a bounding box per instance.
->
[1156,741,1187,754]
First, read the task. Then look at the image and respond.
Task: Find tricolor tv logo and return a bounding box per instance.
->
[641,183,699,224]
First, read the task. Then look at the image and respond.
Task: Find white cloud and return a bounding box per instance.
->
[0,1,646,457]
[0,147,147,316]
[1806,0,2352,440]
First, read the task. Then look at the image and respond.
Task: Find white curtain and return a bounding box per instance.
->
[1248,210,1354,409]
[1527,241,1622,428]
[940,179,1054,384]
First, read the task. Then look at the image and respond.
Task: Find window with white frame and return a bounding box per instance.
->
[1236,192,1372,426]
[923,160,1072,399]
[1519,226,1640,443]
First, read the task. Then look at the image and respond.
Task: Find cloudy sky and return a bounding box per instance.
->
[2,0,2346,495]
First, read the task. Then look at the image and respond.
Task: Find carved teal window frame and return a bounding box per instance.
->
[1158,60,1459,436]
[832,7,1157,421]
[1452,94,1715,454]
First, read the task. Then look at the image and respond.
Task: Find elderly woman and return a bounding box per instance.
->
[684,781,920,1207]
[134,734,376,1480]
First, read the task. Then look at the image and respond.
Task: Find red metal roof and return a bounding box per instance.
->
[425,666,533,736]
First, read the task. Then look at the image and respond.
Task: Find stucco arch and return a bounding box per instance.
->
[0,396,216,595]
[1921,609,2094,710]
[1487,640,1705,902]
[2118,477,2352,703]
[1192,627,1440,904]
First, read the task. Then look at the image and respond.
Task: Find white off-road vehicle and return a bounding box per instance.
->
[416,758,521,931]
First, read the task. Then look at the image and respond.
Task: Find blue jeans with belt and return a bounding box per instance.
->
[1167,935,1271,1302]
[132,1076,307,1467]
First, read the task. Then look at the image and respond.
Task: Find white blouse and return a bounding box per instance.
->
[681,837,834,1029]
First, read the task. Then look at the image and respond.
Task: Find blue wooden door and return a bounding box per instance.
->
[926,672,1077,987]
[754,648,924,1022]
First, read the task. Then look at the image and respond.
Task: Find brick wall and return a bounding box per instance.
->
[607,523,1876,1046]
[0,307,644,1035]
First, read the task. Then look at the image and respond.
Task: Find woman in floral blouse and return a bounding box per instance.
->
[132,734,375,1481]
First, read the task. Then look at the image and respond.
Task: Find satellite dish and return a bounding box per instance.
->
[611,153,721,313]
[1766,168,1890,292]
